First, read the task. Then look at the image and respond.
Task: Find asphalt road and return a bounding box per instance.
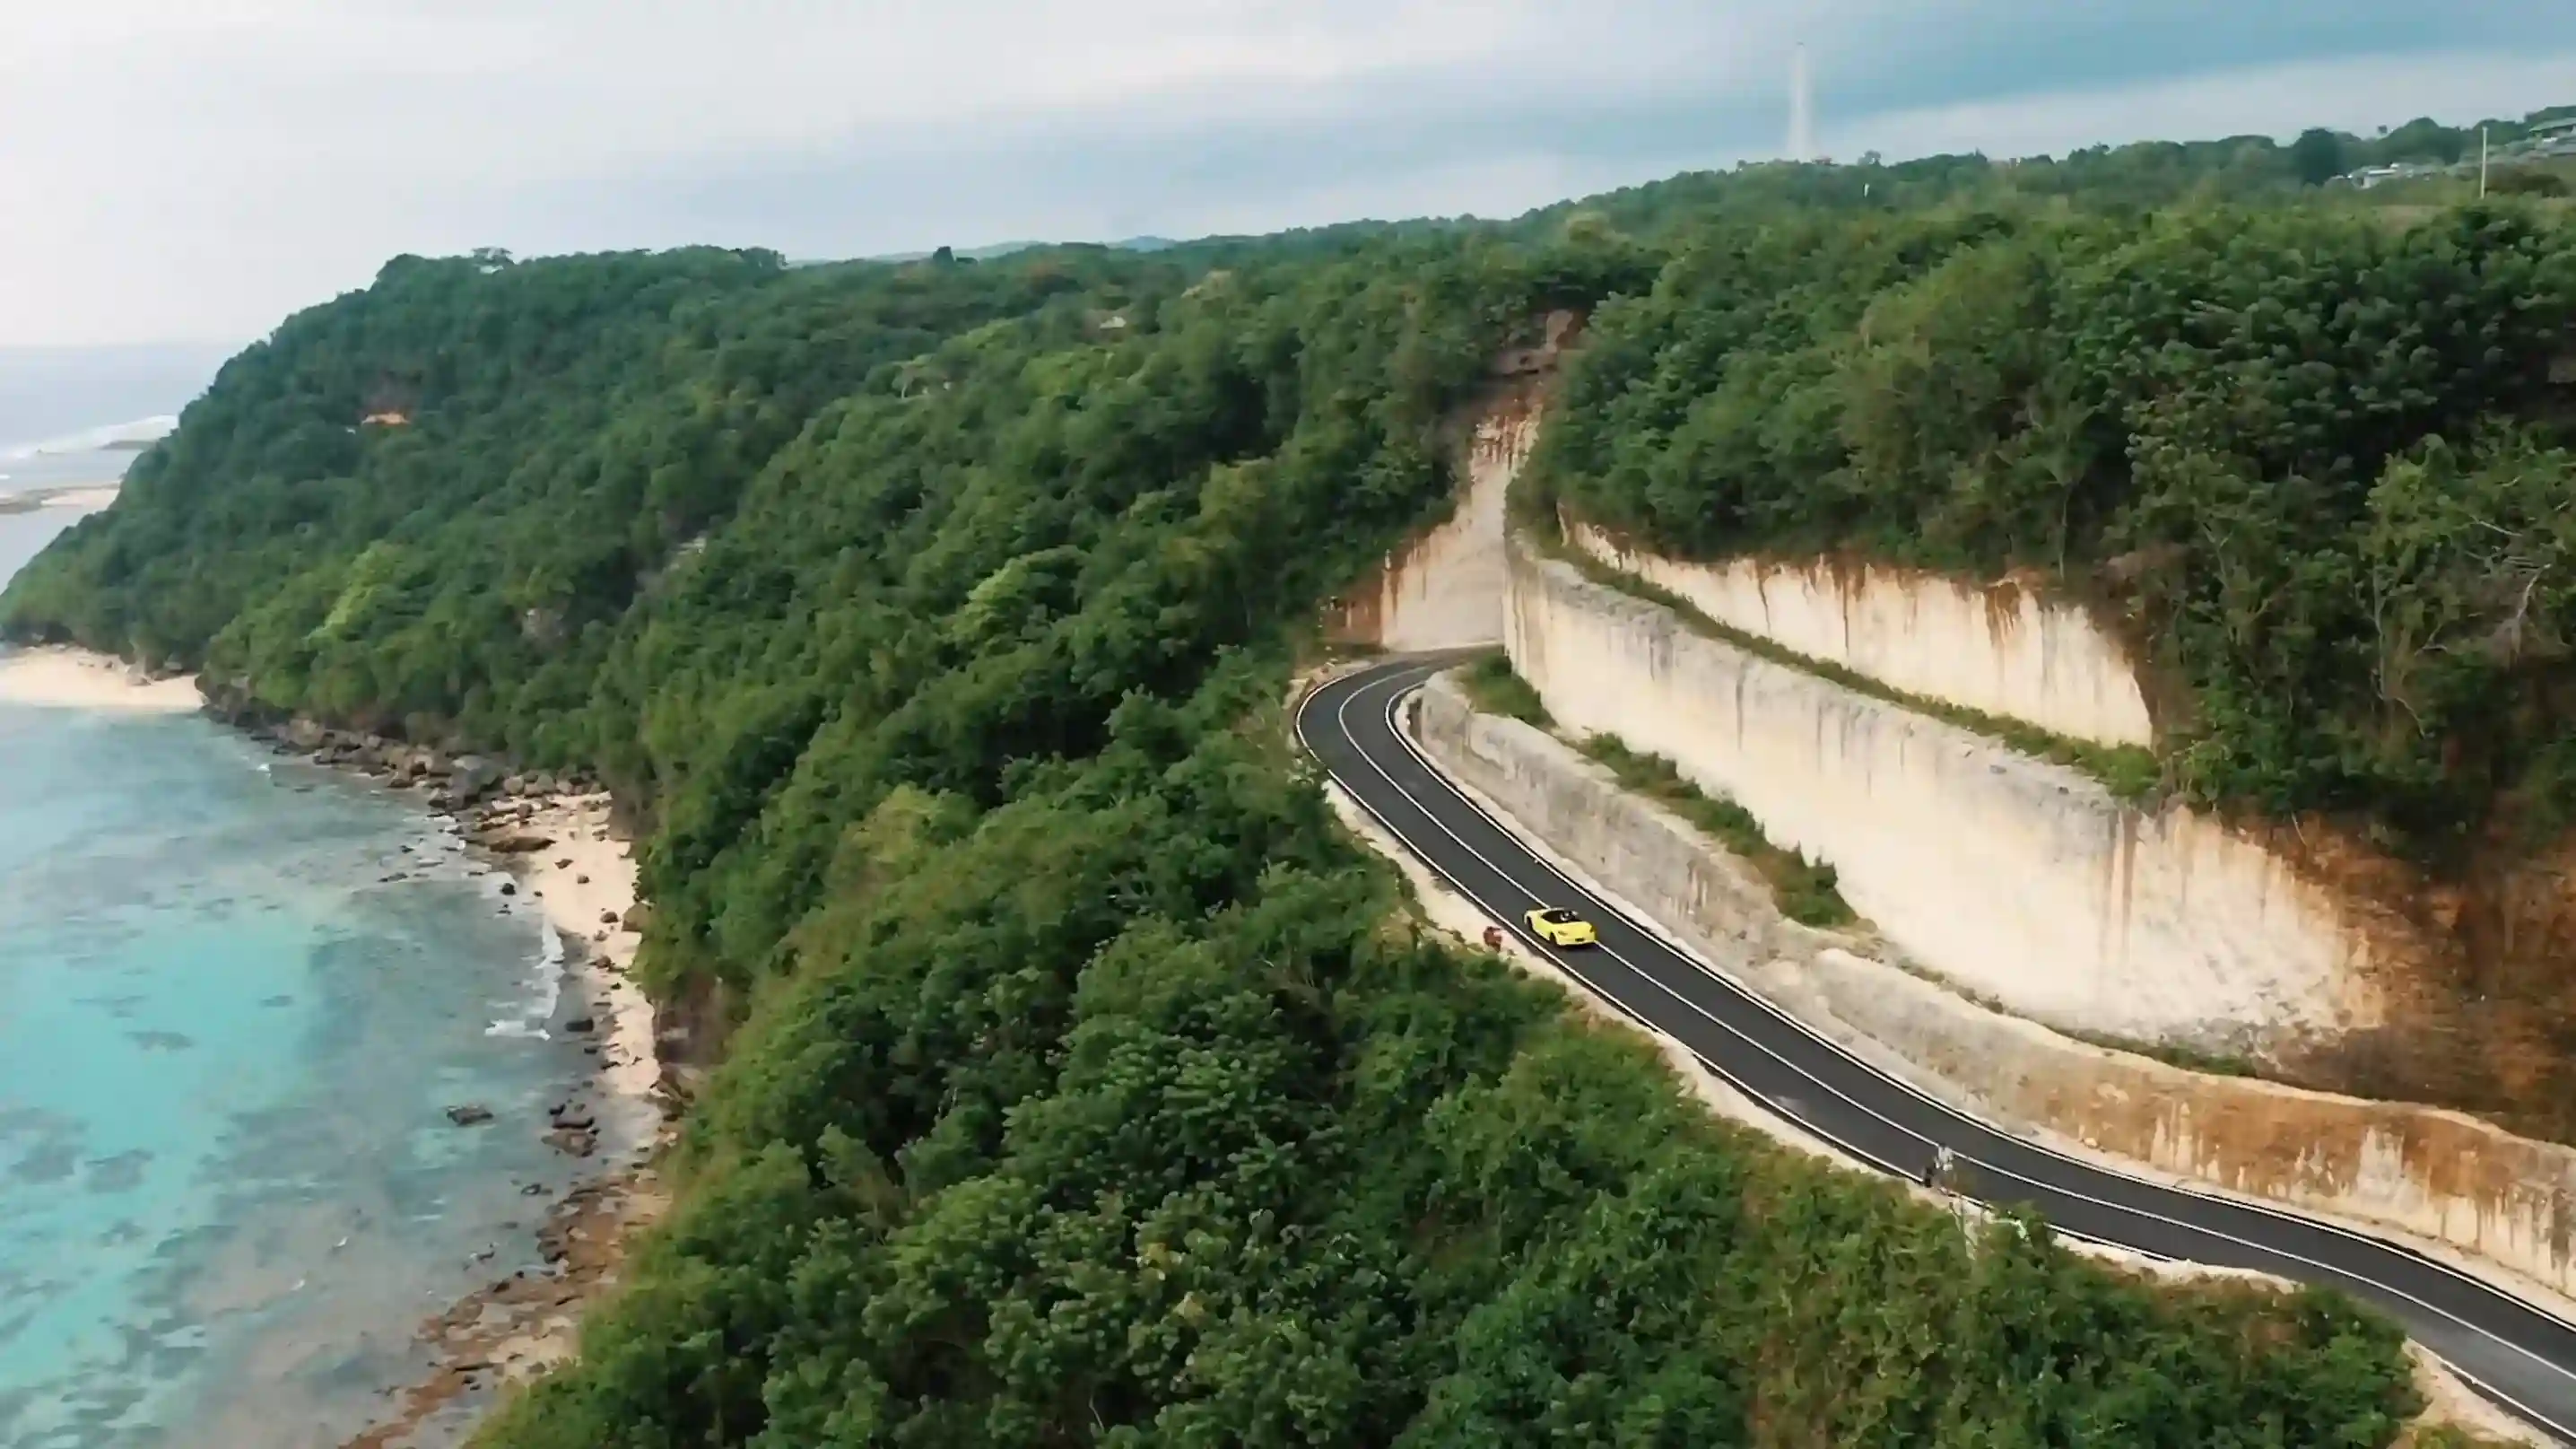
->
[1300,653,2576,1444]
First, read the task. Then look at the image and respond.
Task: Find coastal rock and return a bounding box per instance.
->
[450,756,502,802]
[446,1104,494,1127]
[621,903,653,932]
[482,833,554,855]
[498,881,518,897]
[597,910,618,926]
[563,1017,595,1034]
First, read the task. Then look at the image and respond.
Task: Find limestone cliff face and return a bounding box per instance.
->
[1564,523,2154,748]
[1505,537,2378,1052]
[1412,670,2576,1303]
[1323,402,1537,650]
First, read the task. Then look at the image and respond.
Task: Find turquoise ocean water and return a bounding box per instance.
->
[0,499,608,1445]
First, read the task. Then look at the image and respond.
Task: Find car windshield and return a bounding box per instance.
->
[1537,908,1579,923]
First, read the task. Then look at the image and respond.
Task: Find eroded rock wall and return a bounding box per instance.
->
[1413,670,2576,1299]
[1503,537,2377,1051]
[1564,523,2155,747]
[1324,403,1537,650]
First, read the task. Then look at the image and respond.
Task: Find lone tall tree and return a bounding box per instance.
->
[2291,127,2347,186]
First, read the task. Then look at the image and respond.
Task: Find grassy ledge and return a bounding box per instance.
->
[1458,650,1552,727]
[2062,1026,2264,1079]
[1457,650,1855,930]
[1536,533,2163,803]
[1575,733,1857,929]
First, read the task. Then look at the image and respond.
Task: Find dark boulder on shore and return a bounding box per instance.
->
[449,756,502,802]
[446,1104,494,1127]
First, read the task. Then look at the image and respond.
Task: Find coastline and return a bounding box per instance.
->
[0,642,201,711]
[0,645,670,1445]
[255,731,676,1445]
[0,482,122,515]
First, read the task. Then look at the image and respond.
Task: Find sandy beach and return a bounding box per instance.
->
[39,484,120,510]
[0,644,200,711]
[0,483,120,515]
[483,792,659,1105]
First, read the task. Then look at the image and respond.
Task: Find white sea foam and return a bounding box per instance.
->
[483,912,564,1040]
[3,415,178,461]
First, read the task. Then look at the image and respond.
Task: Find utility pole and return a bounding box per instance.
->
[2480,125,2490,198]
[1788,43,1815,162]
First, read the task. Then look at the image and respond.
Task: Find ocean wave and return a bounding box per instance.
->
[483,908,565,1040]
[4,415,178,462]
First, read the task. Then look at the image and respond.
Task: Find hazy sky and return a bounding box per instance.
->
[9,2,2576,347]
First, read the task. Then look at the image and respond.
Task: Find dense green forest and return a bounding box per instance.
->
[1530,201,2576,862]
[1525,103,2576,236]
[5,119,2537,1444]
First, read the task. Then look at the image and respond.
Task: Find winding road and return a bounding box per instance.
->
[1301,652,2576,1444]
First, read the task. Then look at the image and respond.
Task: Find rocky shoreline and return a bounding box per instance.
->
[194,697,683,1446]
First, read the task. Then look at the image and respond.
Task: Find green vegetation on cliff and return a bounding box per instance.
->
[0,193,2456,1441]
[1529,201,2576,864]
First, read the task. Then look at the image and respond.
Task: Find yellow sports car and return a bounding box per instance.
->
[1524,906,1597,947]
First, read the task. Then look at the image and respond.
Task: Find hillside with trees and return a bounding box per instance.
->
[1526,196,2576,1134]
[4,131,2546,1444]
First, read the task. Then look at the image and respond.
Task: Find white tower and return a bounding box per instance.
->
[1788,43,1815,162]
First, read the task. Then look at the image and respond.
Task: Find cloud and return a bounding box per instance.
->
[4,2,2573,345]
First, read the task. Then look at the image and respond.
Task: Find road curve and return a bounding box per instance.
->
[1301,653,2576,1444]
